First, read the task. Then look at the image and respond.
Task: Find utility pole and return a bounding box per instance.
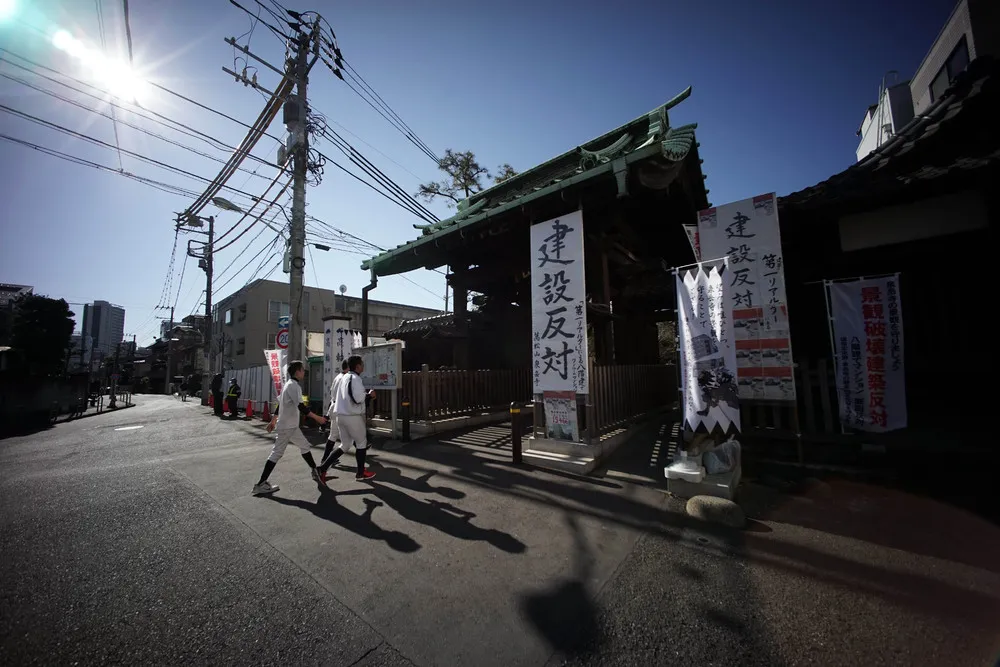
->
[287,28,312,363]
[204,214,215,404]
[163,306,175,395]
[108,341,122,408]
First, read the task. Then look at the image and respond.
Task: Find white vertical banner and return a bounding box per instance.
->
[697,193,795,401]
[677,260,741,434]
[828,275,906,432]
[530,210,589,394]
[264,349,287,398]
[323,317,352,414]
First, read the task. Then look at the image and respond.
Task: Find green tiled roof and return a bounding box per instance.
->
[363,86,703,277]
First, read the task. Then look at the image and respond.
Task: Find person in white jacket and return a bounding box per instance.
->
[252,360,328,496]
[315,359,349,481]
[335,354,376,481]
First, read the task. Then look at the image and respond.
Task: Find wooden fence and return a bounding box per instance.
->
[371,363,678,434]
[739,358,842,440]
[590,364,677,436]
[372,366,532,421]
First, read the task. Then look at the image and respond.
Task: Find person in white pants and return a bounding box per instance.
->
[335,354,377,481]
[252,360,328,496]
[315,360,349,482]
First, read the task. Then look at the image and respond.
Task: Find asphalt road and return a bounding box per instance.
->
[2,396,998,666]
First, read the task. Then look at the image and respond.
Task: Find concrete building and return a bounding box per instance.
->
[213,279,442,371]
[0,283,33,306]
[856,0,998,160]
[82,300,125,358]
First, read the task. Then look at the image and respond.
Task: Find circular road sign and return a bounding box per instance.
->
[276,328,289,349]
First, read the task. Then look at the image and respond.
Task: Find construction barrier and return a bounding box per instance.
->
[246,400,254,419]
[208,393,214,408]
[261,401,271,422]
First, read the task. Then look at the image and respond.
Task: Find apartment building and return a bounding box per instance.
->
[856,0,998,160]
[213,279,441,370]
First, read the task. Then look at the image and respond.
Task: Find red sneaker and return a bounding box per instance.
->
[356,470,376,481]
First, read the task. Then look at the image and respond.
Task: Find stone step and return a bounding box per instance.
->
[523,449,597,475]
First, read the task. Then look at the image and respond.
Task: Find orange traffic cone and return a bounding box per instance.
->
[261,401,271,422]
[208,393,214,408]
[246,400,254,419]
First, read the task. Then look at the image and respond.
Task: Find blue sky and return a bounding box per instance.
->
[0,0,954,345]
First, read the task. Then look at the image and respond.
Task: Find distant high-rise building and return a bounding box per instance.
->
[82,300,126,358]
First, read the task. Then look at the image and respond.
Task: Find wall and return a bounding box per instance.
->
[213,279,442,371]
[911,0,974,115]
[856,83,914,161]
[838,190,988,252]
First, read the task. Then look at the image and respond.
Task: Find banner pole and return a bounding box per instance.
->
[822,280,847,435]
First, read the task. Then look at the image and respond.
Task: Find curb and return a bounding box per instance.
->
[58,402,136,423]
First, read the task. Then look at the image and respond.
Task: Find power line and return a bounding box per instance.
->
[0,132,208,198]
[0,103,282,208]
[94,0,124,171]
[122,0,135,66]
[0,52,284,175]
[214,179,292,252]
[0,70,277,186]
[316,124,439,223]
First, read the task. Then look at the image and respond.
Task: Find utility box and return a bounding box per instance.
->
[283,94,303,125]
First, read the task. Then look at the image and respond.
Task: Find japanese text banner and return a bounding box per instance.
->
[263,349,287,398]
[531,210,589,394]
[323,318,351,415]
[829,276,906,432]
[677,261,741,434]
[696,193,796,401]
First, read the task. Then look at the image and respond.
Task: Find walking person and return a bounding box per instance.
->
[334,355,377,482]
[253,360,328,496]
[211,373,225,417]
[315,360,349,481]
[179,376,189,402]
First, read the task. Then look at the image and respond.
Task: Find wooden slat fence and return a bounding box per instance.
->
[591,364,677,436]
[372,366,532,421]
[739,357,843,439]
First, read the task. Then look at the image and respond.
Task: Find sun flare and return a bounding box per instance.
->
[51,29,152,104]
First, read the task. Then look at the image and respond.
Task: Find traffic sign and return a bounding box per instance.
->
[277,315,290,328]
[110,373,120,381]
[276,328,289,349]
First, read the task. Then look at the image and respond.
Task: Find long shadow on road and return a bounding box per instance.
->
[266,490,421,554]
[366,460,525,554]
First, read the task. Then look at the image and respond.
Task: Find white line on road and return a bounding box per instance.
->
[114,425,145,431]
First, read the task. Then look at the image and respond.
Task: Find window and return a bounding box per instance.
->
[237,337,246,356]
[225,309,233,326]
[266,332,277,349]
[238,304,247,322]
[268,300,290,322]
[929,36,970,102]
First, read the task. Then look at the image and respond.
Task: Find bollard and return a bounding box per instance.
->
[401,400,411,442]
[510,402,523,464]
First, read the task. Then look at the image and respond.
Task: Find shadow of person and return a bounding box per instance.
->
[369,482,526,554]
[520,514,601,657]
[266,490,420,553]
[369,462,465,500]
